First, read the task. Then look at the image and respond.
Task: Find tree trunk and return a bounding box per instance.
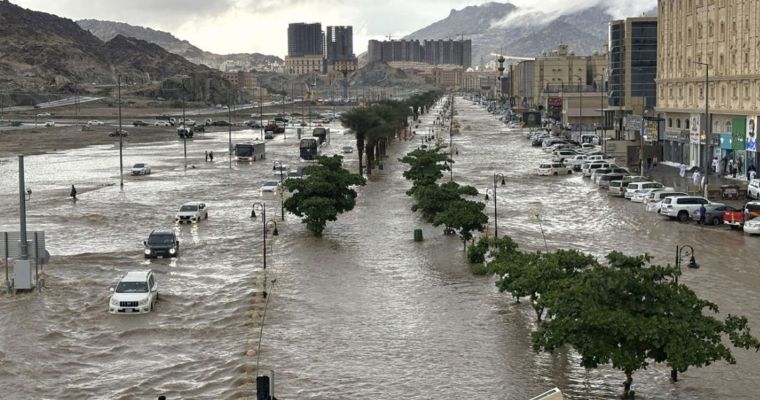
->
[357,137,364,176]
[365,143,373,176]
[622,371,634,399]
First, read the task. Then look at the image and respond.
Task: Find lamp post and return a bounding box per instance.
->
[572,75,584,139]
[692,61,711,198]
[182,97,187,170]
[251,202,279,270]
[674,244,698,284]
[117,75,124,189]
[228,93,233,169]
[273,160,285,221]
[484,173,506,238]
[671,243,698,383]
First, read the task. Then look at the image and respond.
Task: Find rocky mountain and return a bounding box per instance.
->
[0,1,233,102]
[77,19,282,71]
[404,2,614,64]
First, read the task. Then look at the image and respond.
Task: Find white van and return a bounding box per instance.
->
[581,162,610,177]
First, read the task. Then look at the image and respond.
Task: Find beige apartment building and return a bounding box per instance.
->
[284,55,324,75]
[657,0,760,173]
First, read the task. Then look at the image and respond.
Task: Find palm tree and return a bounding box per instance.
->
[340,107,381,176]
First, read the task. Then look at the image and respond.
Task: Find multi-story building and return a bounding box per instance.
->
[224,71,256,90]
[366,39,471,68]
[657,1,760,173]
[325,26,357,73]
[286,22,325,75]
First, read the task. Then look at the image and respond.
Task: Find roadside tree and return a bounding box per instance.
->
[283,155,366,235]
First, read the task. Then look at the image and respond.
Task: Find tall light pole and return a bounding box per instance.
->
[118,75,124,189]
[251,202,278,269]
[692,61,710,197]
[273,160,285,221]
[484,173,506,238]
[228,92,233,169]
[572,75,584,138]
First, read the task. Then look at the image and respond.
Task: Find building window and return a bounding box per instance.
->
[677,119,681,128]
[685,119,690,129]
[668,118,673,127]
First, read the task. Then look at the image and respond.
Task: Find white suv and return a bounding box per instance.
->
[660,196,712,222]
[624,182,664,199]
[175,202,208,223]
[109,270,158,314]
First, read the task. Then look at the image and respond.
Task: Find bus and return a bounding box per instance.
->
[299,138,319,161]
[234,142,265,162]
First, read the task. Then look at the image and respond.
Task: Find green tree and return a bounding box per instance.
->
[433,199,488,250]
[532,252,760,399]
[283,155,366,235]
[413,181,477,222]
[398,147,451,196]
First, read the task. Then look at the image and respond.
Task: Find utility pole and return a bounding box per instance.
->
[228,92,233,169]
[182,98,187,170]
[18,155,28,261]
[118,75,124,190]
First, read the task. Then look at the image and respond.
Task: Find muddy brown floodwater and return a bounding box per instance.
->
[0,97,758,399]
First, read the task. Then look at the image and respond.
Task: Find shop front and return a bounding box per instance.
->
[663,130,689,165]
[732,116,747,176]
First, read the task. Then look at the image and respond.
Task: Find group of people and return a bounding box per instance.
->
[204,151,215,162]
[712,156,757,180]
[679,164,708,191]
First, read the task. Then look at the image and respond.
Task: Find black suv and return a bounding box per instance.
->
[144,230,179,258]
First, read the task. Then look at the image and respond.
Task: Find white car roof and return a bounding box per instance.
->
[182,201,204,206]
[122,270,151,282]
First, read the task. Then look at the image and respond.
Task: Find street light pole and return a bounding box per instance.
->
[274,160,285,221]
[252,203,279,270]
[228,93,233,169]
[485,173,506,238]
[692,61,710,196]
[118,75,123,189]
[182,98,187,170]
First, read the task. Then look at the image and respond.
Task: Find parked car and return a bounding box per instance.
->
[131,163,151,176]
[211,120,231,126]
[746,201,760,219]
[645,191,688,213]
[625,182,665,199]
[177,126,193,138]
[537,162,572,176]
[143,230,179,258]
[598,173,628,189]
[154,120,172,127]
[564,155,587,170]
[551,150,578,163]
[631,188,667,203]
[748,179,760,199]
[264,131,274,139]
[178,119,196,127]
[132,120,149,126]
[44,121,55,127]
[260,180,281,192]
[744,217,760,235]
[109,129,128,137]
[690,204,738,225]
[608,180,631,197]
[342,146,353,153]
[36,112,51,117]
[660,196,713,222]
[175,202,208,223]
[581,162,611,178]
[109,270,158,314]
[87,120,104,126]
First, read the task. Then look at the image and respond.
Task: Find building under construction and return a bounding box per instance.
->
[367,39,472,68]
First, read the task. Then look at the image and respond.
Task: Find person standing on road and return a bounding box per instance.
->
[209,151,214,162]
[70,184,77,200]
[749,165,757,181]
[721,157,728,176]
[679,162,687,178]
[698,203,707,225]
[692,169,701,189]
[737,157,744,176]
[205,151,209,162]
[730,159,736,178]
[712,157,719,173]
[701,173,706,192]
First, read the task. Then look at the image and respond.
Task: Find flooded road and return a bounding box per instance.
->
[1,98,758,399]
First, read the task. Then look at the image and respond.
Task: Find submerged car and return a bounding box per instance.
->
[109,270,158,314]
[260,180,281,192]
[131,163,151,176]
[342,146,354,153]
[175,202,208,223]
[143,230,179,258]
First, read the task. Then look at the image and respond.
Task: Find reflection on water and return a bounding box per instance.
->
[0,104,757,399]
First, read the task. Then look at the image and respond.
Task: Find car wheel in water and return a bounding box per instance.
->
[713,217,721,226]
[678,211,689,222]
[554,172,558,176]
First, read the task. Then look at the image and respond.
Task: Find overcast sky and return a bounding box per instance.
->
[12,0,655,57]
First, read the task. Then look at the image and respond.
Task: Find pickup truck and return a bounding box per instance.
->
[724,209,746,229]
